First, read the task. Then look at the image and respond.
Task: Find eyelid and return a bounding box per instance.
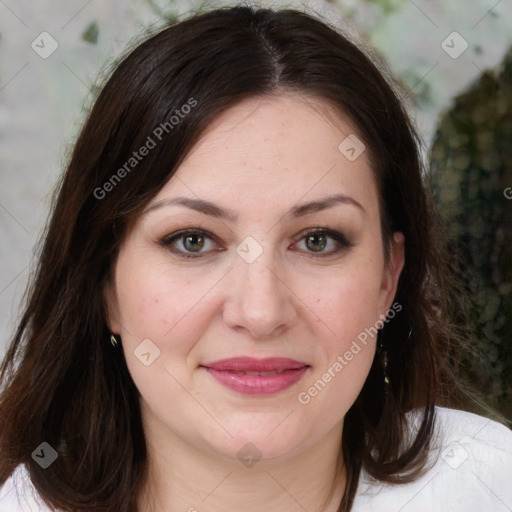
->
[159,228,217,246]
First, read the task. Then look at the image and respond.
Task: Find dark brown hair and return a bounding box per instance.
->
[0,5,472,511]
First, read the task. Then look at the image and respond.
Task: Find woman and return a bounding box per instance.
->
[0,5,511,512]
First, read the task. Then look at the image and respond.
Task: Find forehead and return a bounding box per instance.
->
[148,93,379,220]
[182,93,364,163]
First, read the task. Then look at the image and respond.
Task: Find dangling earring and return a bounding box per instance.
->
[110,333,119,347]
[379,340,390,389]
[378,329,411,393]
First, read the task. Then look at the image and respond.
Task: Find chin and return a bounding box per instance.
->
[207,418,312,464]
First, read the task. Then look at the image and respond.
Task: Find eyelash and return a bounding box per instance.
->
[158,228,354,260]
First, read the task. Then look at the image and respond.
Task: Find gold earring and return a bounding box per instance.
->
[110,334,118,347]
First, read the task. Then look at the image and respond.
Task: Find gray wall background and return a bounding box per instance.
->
[1,0,511,356]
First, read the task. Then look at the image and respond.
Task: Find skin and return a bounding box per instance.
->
[106,93,404,512]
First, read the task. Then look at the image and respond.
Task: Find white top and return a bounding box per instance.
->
[1,407,511,511]
[353,407,512,511]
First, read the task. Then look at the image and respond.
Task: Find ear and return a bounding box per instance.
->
[103,279,122,335]
[378,231,405,316]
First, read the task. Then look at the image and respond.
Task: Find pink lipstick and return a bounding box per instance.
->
[201,357,310,396]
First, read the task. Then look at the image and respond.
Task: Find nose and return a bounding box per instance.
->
[223,251,298,339]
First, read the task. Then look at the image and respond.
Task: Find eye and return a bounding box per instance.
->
[159,229,220,259]
[158,227,353,260]
[294,228,353,257]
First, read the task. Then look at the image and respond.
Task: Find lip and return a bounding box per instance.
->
[202,357,308,371]
[200,357,310,396]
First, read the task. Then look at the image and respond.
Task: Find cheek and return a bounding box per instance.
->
[297,255,383,406]
[309,260,384,340]
[113,252,229,401]
[114,251,215,343]
[316,278,379,369]
[300,278,379,414]
[113,255,212,403]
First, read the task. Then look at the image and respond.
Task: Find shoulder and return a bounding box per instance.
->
[352,406,512,512]
[0,465,53,512]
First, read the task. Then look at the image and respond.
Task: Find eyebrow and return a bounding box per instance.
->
[144,193,366,221]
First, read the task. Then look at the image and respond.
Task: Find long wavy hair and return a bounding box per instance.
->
[0,5,477,511]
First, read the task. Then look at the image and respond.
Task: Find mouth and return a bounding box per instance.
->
[200,357,310,396]
[216,369,290,376]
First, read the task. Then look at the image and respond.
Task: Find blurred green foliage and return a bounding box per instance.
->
[147,0,179,22]
[147,0,211,22]
[364,0,406,15]
[401,68,434,106]
[82,21,99,45]
[430,48,512,419]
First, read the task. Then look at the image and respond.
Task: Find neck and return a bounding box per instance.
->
[137,413,346,512]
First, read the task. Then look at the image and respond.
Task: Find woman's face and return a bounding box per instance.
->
[107,94,404,465]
